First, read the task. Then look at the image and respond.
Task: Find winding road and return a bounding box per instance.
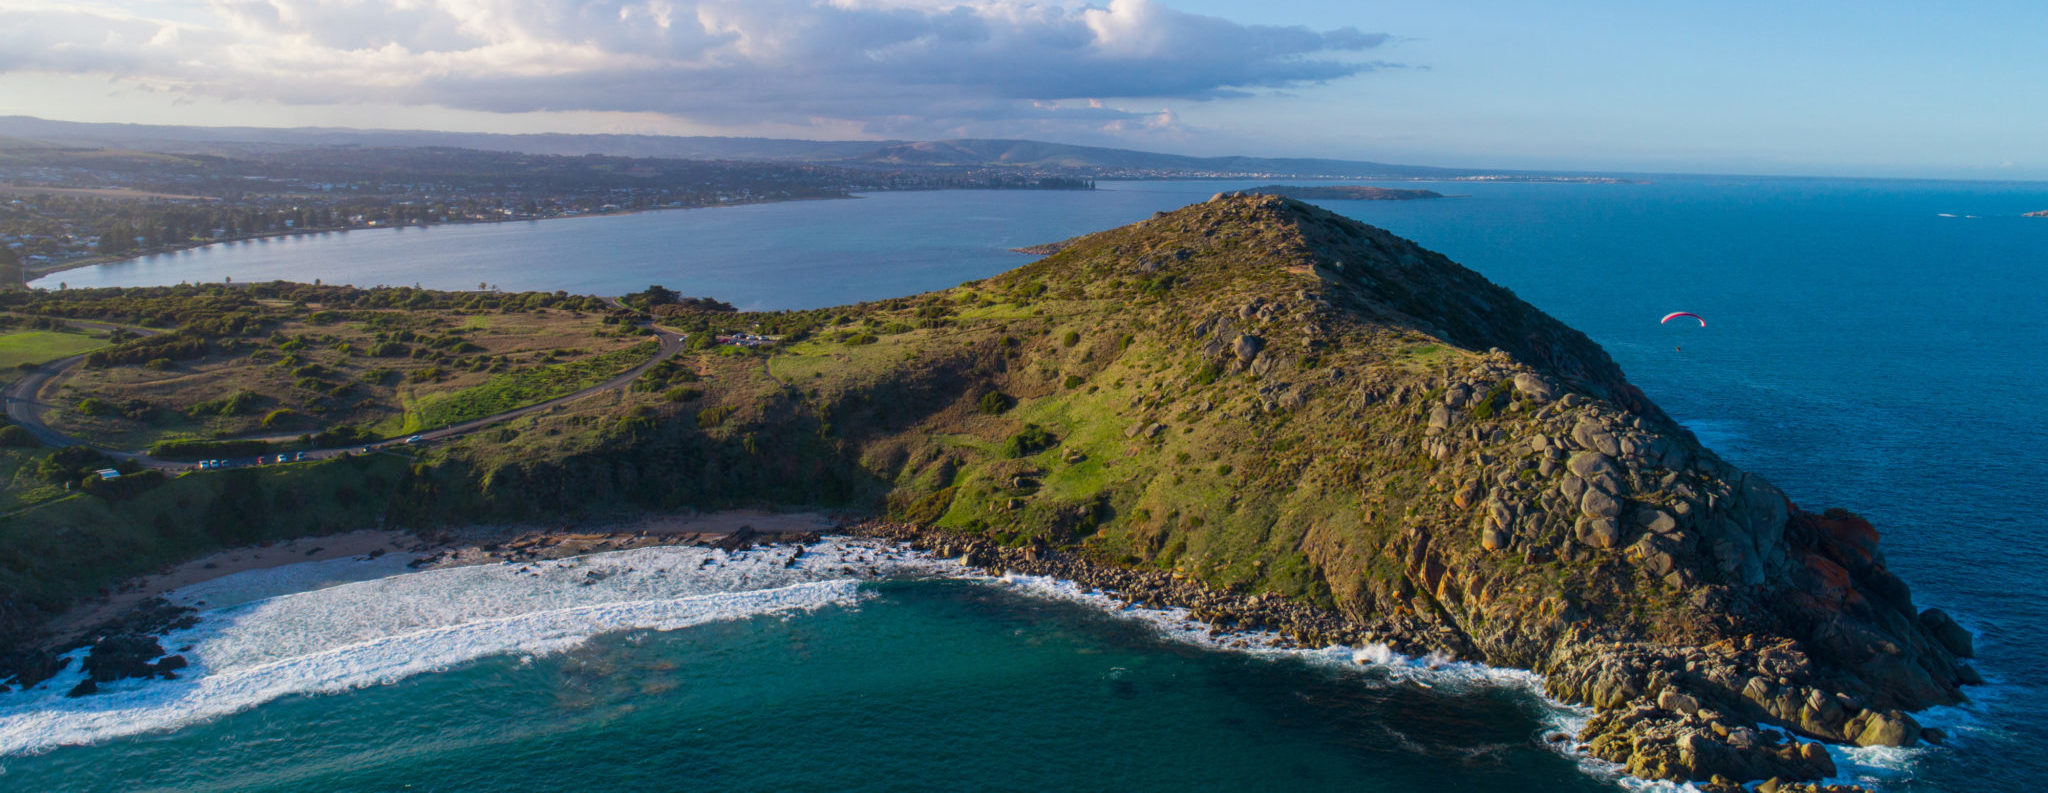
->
[3,320,687,471]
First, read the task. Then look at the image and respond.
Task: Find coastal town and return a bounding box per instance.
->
[0,142,1092,283]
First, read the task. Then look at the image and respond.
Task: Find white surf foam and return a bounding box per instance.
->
[984,571,1975,793]
[0,539,959,757]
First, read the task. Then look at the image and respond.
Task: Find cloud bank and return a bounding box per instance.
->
[0,0,1392,139]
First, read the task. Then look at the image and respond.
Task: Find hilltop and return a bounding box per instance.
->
[0,195,1973,787]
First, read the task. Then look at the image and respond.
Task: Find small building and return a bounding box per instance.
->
[95,468,121,480]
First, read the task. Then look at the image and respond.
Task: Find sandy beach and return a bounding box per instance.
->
[45,510,841,643]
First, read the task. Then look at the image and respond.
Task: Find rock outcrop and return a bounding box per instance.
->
[834,196,1976,785]
[383,194,1975,786]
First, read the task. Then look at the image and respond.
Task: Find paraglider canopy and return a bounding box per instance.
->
[1660,312,1706,327]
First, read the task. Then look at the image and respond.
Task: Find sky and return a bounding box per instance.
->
[0,0,2042,179]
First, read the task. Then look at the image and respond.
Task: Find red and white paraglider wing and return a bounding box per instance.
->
[1660,312,1706,327]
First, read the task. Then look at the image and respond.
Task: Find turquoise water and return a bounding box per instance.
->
[14,177,2048,790]
[0,543,1608,792]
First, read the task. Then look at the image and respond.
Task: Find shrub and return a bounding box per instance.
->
[1062,374,1085,389]
[313,424,377,447]
[664,387,704,402]
[0,425,35,447]
[74,397,116,417]
[144,358,174,370]
[977,391,1013,415]
[1061,331,1081,347]
[148,438,273,460]
[190,389,261,417]
[260,408,301,429]
[409,367,442,382]
[1002,423,1058,458]
[697,405,737,428]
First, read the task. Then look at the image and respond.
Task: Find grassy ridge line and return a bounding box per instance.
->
[406,341,659,433]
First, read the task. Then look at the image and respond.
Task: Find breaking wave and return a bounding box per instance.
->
[0,540,956,757]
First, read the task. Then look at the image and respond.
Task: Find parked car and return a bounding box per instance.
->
[406,435,424,445]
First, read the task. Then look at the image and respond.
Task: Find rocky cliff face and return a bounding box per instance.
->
[835,194,1974,784]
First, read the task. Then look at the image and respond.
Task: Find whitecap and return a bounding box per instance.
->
[0,539,960,757]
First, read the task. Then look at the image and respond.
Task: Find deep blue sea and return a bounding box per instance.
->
[10,178,2047,791]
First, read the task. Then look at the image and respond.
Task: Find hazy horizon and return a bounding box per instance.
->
[1,1,2040,181]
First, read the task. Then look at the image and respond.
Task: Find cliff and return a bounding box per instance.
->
[1,195,1974,785]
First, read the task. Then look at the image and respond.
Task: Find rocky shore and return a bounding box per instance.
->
[1,507,1965,793]
[838,515,1954,793]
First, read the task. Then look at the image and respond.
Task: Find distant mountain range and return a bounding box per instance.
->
[0,116,1496,180]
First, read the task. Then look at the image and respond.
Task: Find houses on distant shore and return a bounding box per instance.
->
[714,332,774,347]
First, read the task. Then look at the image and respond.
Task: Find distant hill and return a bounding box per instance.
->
[844,138,1463,178]
[0,116,1495,180]
[1241,184,1446,200]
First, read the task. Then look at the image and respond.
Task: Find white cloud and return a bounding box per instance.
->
[0,0,1392,139]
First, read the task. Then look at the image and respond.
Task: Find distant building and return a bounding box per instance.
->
[95,468,121,480]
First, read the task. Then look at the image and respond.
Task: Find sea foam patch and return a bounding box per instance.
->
[0,539,957,757]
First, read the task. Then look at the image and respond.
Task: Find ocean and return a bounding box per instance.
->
[8,177,2046,791]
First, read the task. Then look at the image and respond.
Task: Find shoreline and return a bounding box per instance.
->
[19,194,859,285]
[39,510,843,650]
[18,511,1885,793]
[20,182,1092,287]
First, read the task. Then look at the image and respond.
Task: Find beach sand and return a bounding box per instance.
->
[46,510,840,643]
[48,529,419,638]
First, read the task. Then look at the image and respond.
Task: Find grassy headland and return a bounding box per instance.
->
[0,196,1977,788]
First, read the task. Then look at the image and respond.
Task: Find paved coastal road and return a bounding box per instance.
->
[3,320,164,453]
[3,320,686,471]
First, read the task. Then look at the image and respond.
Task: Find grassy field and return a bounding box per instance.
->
[47,307,650,447]
[383,341,658,435]
[0,329,109,369]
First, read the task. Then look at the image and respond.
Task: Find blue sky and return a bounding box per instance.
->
[0,1,2040,179]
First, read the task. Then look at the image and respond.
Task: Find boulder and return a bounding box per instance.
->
[1572,418,1622,456]
[1658,687,1702,715]
[1481,526,1510,551]
[1918,608,1974,658]
[80,634,167,684]
[1846,709,1921,748]
[1485,500,1514,531]
[1638,509,1679,535]
[1513,372,1556,402]
[1576,517,1622,549]
[1233,334,1264,361]
[1581,487,1624,518]
[1566,451,1620,480]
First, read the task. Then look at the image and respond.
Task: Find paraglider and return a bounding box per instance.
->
[1661,311,1704,352]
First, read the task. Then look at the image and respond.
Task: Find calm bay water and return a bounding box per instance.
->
[11,177,2048,791]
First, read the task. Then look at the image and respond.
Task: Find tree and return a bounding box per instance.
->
[0,246,22,290]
